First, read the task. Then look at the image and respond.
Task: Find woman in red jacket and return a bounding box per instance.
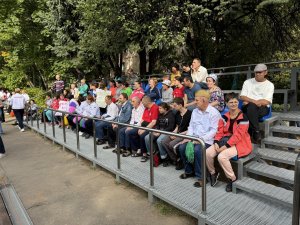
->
[206,92,252,192]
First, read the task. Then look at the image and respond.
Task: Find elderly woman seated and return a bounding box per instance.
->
[206,73,225,112]
[206,92,252,192]
[76,95,100,139]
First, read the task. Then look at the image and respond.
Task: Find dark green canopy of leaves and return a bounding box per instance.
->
[0,0,299,89]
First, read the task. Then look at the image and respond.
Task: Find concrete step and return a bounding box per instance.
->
[245,161,294,184]
[271,125,300,135]
[262,136,300,149]
[233,177,293,208]
[257,147,298,165]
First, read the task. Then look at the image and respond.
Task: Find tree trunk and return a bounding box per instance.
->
[139,47,147,77]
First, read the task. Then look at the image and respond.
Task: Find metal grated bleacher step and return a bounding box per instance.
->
[233,177,293,208]
[257,147,297,165]
[271,125,300,135]
[245,161,294,184]
[277,112,300,122]
[262,136,300,149]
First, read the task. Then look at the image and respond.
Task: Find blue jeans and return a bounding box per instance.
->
[178,143,210,180]
[119,127,138,149]
[128,128,140,151]
[95,121,110,140]
[145,134,168,159]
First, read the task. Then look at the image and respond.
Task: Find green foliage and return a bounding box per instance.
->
[26,87,47,107]
[0,0,299,87]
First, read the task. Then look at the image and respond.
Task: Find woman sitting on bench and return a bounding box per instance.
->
[206,92,252,192]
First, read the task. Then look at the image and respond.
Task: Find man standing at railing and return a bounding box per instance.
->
[240,63,274,142]
[178,90,220,188]
[10,88,26,132]
[191,58,208,83]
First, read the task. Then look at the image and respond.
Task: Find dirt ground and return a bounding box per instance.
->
[0,121,197,225]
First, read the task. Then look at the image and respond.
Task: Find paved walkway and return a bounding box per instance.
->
[0,122,196,225]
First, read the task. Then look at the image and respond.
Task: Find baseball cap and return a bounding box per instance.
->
[254,64,267,72]
[162,80,171,86]
[207,73,217,81]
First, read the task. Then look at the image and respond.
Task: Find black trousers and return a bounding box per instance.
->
[84,119,94,135]
[242,102,269,133]
[13,109,24,129]
[0,136,5,154]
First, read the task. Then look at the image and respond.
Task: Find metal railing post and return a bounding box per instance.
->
[93,119,97,158]
[246,66,252,79]
[149,132,154,187]
[36,109,39,129]
[292,154,300,225]
[290,69,299,111]
[43,111,46,133]
[201,140,207,213]
[30,106,33,127]
[62,112,66,143]
[26,108,29,124]
[51,110,55,138]
[117,125,121,170]
[76,115,80,151]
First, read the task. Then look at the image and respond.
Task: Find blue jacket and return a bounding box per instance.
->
[115,101,132,123]
[145,86,161,103]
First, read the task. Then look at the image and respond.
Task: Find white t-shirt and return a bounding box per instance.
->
[191,66,208,83]
[240,78,274,103]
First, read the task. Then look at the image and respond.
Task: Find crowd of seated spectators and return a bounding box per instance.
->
[38,62,273,192]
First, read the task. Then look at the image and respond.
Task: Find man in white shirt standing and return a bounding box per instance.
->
[11,88,26,132]
[191,58,208,83]
[178,90,220,188]
[95,95,119,145]
[240,63,274,142]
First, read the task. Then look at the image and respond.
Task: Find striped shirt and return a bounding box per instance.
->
[53,80,64,92]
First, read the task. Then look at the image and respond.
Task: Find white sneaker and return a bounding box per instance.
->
[79,131,84,136]
[0,153,6,158]
[20,128,25,132]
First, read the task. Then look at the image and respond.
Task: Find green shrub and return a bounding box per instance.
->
[25,88,48,107]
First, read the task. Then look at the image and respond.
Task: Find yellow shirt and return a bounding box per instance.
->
[170,71,181,85]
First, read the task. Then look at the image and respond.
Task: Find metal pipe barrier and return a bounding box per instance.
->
[293,153,300,225]
[26,107,208,214]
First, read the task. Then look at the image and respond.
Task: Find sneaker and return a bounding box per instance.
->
[225,180,235,192]
[20,128,25,132]
[79,131,84,136]
[210,172,219,187]
[0,153,6,158]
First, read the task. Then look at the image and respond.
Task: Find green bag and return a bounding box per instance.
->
[185,141,194,163]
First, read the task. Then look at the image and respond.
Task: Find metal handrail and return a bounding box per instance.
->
[293,153,300,225]
[208,59,300,71]
[33,107,208,213]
